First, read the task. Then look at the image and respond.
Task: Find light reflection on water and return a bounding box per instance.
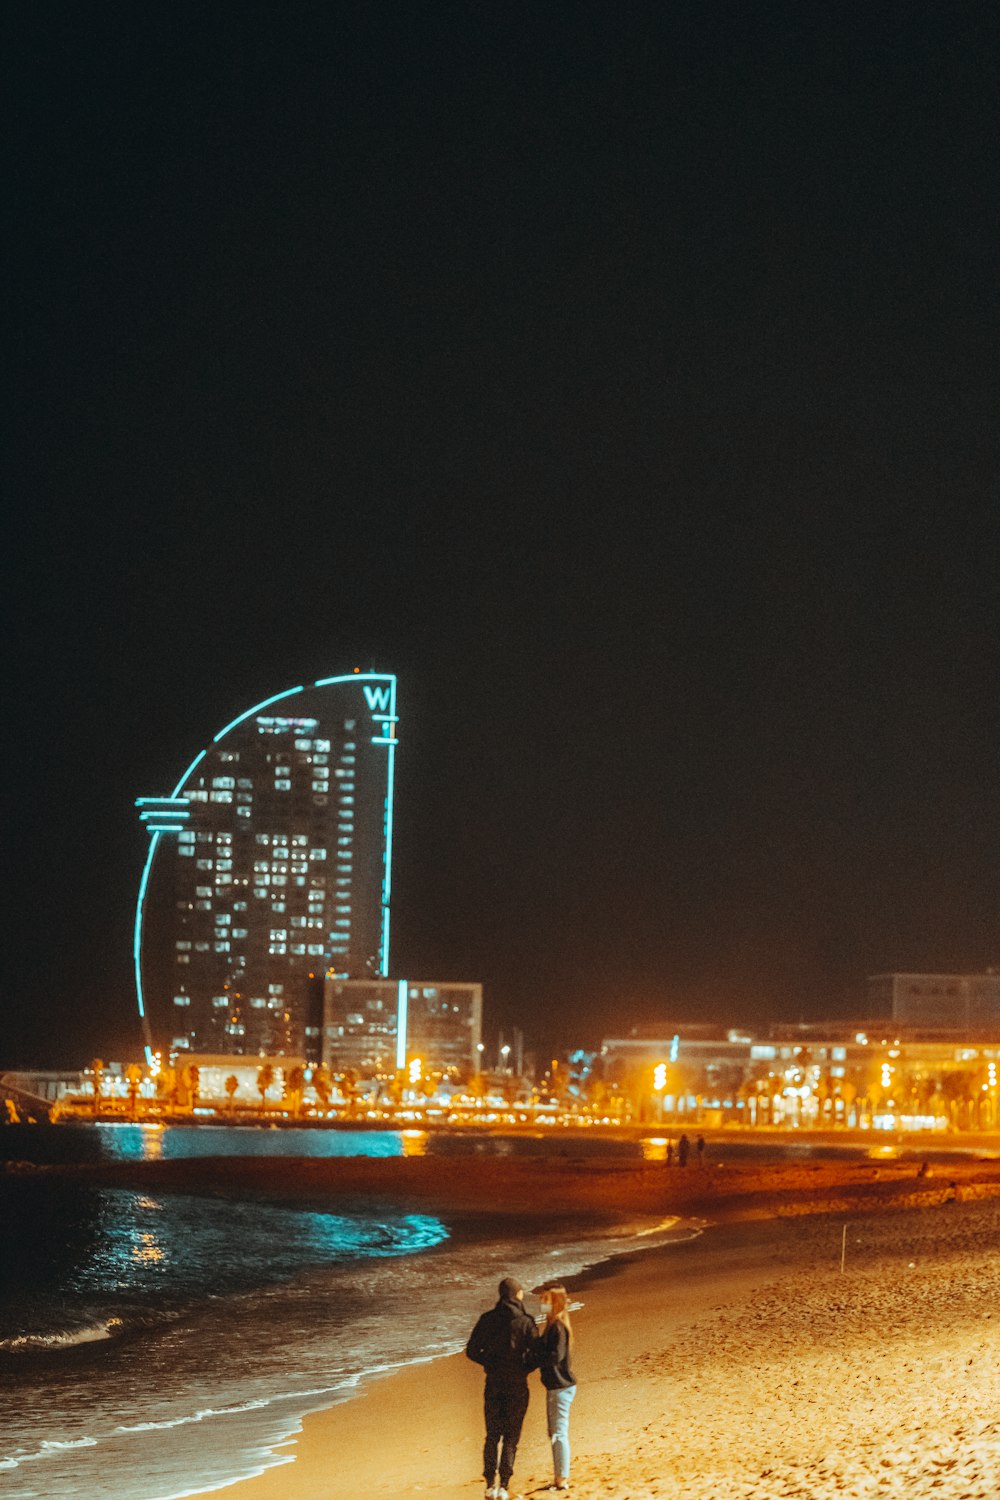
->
[93,1123,409,1162]
[0,1174,690,1500]
[0,1187,455,1500]
[3,1121,991,1173]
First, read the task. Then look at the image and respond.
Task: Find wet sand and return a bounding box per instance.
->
[174,1157,1000,1500]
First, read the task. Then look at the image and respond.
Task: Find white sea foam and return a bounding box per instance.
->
[0,1319,120,1352]
[2,1161,699,1500]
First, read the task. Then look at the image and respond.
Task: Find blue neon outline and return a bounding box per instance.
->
[172,749,207,793]
[134,673,397,1055]
[212,687,305,744]
[396,977,408,1069]
[378,678,398,977]
[134,832,160,1062]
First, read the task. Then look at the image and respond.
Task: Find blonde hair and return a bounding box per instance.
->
[544,1284,572,1344]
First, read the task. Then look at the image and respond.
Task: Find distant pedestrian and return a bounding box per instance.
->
[696,1134,706,1165]
[666,1140,674,1167]
[466,1276,539,1500]
[678,1133,690,1167]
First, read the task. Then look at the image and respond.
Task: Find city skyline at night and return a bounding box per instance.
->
[4,5,997,1068]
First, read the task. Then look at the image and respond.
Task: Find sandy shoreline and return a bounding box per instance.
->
[175,1167,1000,1500]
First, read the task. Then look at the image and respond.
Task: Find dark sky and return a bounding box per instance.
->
[4,3,998,1066]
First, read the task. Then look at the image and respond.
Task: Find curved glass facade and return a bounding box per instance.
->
[134,673,397,1061]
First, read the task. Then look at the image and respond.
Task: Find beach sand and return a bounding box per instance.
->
[180,1173,1000,1500]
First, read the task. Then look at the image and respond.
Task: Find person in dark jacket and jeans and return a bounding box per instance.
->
[538,1285,576,1490]
[466,1276,538,1499]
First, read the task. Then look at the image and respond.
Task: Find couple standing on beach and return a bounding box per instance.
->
[466,1277,576,1499]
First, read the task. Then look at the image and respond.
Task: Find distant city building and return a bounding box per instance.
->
[322,978,483,1076]
[134,673,398,1062]
[600,1027,753,1096]
[176,1054,307,1105]
[600,1018,1000,1128]
[868,972,1000,1030]
[1,1069,85,1105]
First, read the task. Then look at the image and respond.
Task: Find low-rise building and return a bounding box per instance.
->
[868,972,1000,1030]
[322,978,482,1076]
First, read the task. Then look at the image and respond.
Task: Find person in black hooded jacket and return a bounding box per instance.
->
[465,1276,538,1499]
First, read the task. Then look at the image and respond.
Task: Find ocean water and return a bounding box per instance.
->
[0,1128,695,1500]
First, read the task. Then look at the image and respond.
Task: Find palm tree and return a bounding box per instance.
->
[224,1075,239,1111]
[340,1068,358,1117]
[124,1063,143,1119]
[940,1070,973,1130]
[284,1065,306,1119]
[257,1063,275,1114]
[311,1065,332,1115]
[838,1080,858,1128]
[90,1058,105,1116]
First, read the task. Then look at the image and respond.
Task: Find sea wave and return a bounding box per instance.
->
[0,1317,123,1353]
[0,1196,701,1500]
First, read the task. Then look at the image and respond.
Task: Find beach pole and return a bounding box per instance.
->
[840,1223,847,1273]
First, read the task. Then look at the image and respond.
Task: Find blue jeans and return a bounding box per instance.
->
[546,1385,576,1480]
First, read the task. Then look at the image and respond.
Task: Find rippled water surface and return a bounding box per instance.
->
[0,1127,696,1499]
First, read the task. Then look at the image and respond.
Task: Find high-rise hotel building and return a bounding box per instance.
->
[134,673,397,1061]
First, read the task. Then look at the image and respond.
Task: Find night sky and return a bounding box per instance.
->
[5,3,998,1067]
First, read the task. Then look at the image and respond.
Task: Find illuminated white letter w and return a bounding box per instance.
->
[363,685,391,712]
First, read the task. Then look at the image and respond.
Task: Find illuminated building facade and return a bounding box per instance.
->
[135,673,398,1061]
[868,972,1000,1029]
[322,978,483,1076]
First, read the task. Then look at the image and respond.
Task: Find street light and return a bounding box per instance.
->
[500,1044,511,1074]
[653,1062,667,1122]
